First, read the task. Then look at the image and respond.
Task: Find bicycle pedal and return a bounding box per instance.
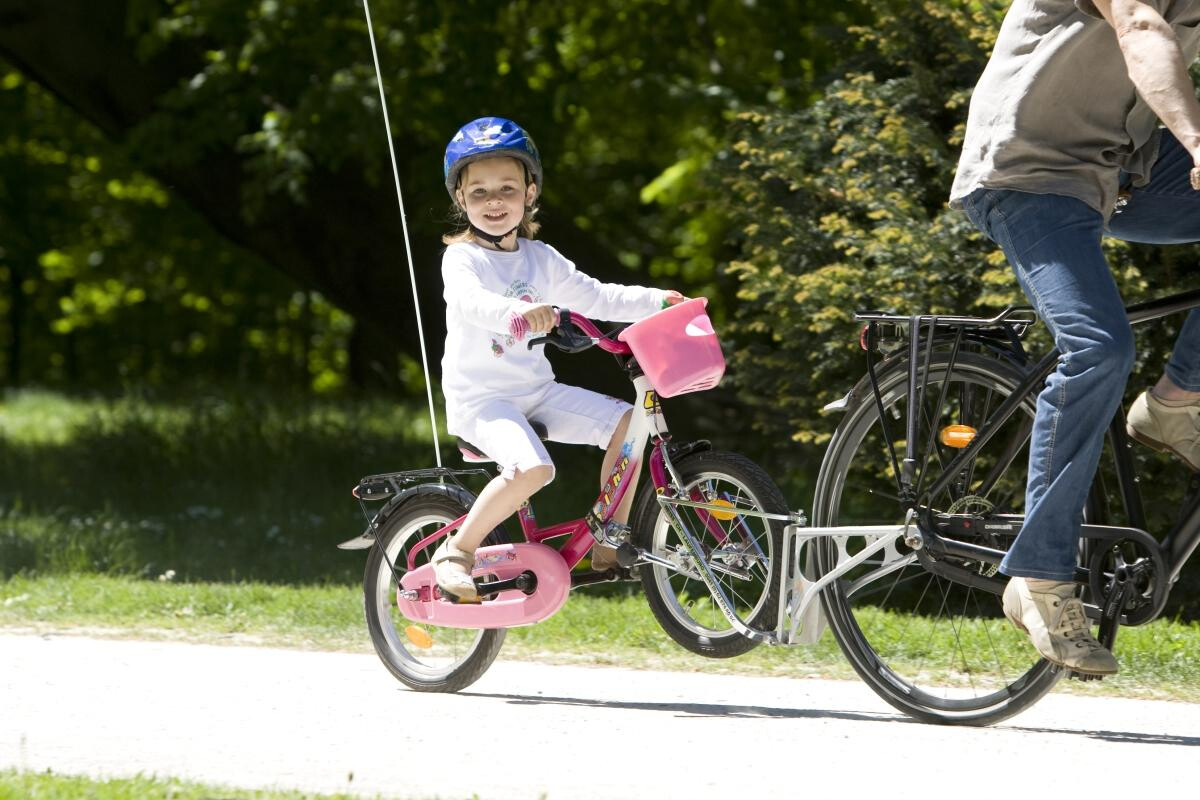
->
[1068,670,1105,682]
[615,542,639,568]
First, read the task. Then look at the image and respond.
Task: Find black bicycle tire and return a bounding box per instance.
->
[363,495,507,693]
[813,351,1062,725]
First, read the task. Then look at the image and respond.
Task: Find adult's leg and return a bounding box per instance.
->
[962,189,1126,675]
[963,189,1136,580]
[1111,129,1200,463]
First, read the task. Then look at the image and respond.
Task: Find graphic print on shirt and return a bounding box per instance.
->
[490,279,543,358]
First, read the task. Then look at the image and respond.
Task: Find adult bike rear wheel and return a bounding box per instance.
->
[363,494,506,693]
[633,450,787,658]
[813,352,1061,725]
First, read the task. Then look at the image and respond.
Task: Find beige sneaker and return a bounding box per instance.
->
[1127,389,1200,471]
[432,540,479,602]
[1002,577,1118,676]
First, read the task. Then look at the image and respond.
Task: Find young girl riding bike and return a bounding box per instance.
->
[433,116,684,601]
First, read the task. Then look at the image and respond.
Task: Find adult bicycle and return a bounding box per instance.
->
[807,287,1200,724]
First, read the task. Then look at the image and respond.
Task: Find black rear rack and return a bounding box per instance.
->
[854,306,1038,329]
[353,467,490,502]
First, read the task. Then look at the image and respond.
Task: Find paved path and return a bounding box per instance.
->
[1,633,1197,799]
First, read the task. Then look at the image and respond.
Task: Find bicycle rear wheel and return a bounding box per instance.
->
[363,494,506,693]
[813,352,1061,725]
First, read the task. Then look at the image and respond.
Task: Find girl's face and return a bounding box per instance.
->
[456,157,537,247]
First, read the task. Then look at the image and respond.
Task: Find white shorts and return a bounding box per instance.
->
[453,383,631,481]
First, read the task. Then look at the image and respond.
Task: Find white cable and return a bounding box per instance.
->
[360,0,442,468]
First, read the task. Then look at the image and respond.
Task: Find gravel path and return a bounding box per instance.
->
[1,632,1197,798]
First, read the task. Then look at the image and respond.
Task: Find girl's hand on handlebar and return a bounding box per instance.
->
[507,305,559,341]
[662,290,686,308]
[522,304,558,333]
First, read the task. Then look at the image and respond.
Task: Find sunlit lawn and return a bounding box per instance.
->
[0,768,427,799]
[3,573,1198,703]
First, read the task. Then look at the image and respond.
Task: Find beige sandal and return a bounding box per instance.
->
[432,540,479,601]
[590,544,620,572]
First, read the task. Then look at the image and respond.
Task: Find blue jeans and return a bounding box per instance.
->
[961,130,1200,580]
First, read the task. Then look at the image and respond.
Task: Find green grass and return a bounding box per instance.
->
[3,573,1199,702]
[0,768,458,799]
[0,388,601,583]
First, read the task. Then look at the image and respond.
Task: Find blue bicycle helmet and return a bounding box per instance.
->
[443,116,542,200]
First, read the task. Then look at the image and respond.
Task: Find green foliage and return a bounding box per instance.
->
[710,0,1193,467]
[714,1,1009,457]
[0,1,878,394]
[0,67,353,391]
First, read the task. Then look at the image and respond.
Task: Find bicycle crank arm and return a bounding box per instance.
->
[620,543,677,571]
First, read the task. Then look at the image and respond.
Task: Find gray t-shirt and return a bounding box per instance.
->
[950,0,1200,218]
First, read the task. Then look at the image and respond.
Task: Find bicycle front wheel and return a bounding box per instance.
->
[813,352,1061,725]
[363,494,506,693]
[633,450,787,658]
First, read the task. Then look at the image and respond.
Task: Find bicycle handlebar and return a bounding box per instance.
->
[521,308,633,356]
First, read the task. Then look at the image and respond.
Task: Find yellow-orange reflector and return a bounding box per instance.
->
[405,625,434,649]
[940,424,978,448]
[709,498,739,521]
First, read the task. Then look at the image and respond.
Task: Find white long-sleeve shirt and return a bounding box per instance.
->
[440,238,665,432]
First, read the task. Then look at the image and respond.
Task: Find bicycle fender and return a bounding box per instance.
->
[336,482,478,550]
[829,336,1031,416]
[667,439,712,461]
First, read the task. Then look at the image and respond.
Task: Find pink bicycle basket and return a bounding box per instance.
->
[618,297,726,397]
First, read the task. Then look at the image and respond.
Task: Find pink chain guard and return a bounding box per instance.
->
[397,542,571,628]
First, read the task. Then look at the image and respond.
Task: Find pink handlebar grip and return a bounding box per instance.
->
[507,312,531,341]
[507,308,563,342]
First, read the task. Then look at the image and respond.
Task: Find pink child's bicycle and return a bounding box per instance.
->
[339,298,795,691]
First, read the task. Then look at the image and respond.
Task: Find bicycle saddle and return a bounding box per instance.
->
[457,421,549,463]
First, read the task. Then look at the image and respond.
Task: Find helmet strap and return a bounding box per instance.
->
[469,221,520,247]
[467,203,534,248]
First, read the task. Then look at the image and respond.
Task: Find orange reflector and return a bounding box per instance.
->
[404,625,434,649]
[709,498,739,521]
[940,424,977,448]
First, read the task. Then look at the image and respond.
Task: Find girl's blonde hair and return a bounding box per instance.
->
[442,157,542,245]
